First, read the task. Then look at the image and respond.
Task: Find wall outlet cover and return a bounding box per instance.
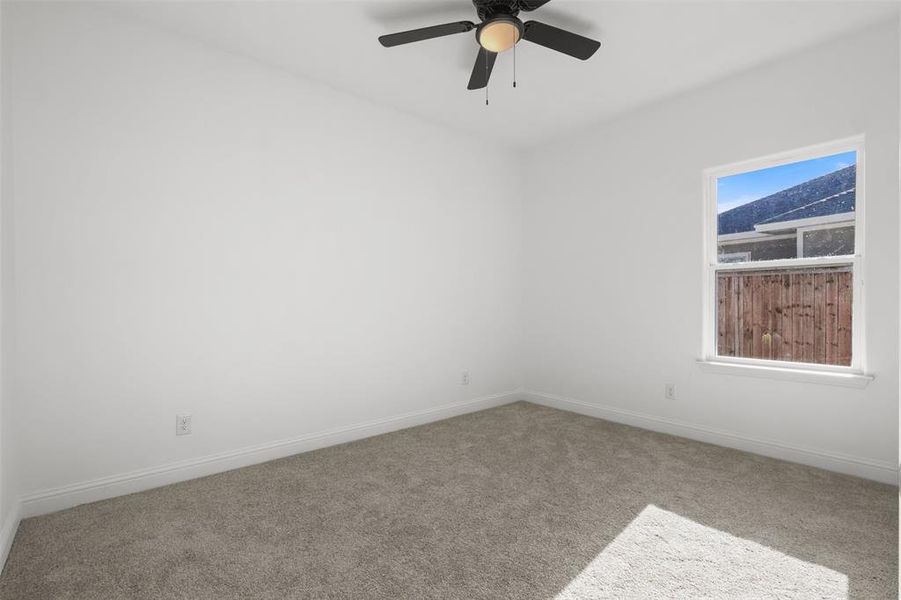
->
[176,414,192,436]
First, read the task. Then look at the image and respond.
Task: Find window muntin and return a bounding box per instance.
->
[704,138,864,371]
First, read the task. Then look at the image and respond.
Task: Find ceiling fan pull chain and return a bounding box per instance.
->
[513,41,517,88]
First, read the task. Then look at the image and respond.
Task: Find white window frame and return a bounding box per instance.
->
[700,135,872,387]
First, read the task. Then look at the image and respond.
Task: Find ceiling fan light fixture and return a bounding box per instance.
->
[478,18,522,53]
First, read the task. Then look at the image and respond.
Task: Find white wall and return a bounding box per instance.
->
[4,3,522,508]
[522,20,900,481]
[0,0,19,550]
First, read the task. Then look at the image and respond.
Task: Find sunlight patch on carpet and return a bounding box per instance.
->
[555,505,848,599]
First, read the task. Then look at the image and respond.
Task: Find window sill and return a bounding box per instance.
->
[697,360,874,388]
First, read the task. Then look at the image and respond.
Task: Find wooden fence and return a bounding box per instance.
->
[716,266,852,366]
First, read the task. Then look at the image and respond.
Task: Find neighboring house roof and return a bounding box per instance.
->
[718,165,856,235]
[756,188,855,226]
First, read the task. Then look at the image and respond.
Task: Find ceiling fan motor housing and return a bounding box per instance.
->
[472,0,521,21]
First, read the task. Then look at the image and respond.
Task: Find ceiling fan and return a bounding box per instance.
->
[378,0,600,91]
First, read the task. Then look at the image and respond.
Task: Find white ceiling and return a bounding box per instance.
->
[105,1,899,148]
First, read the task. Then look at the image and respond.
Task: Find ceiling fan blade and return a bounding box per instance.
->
[522,21,600,60]
[517,0,552,11]
[467,48,497,90]
[378,21,476,47]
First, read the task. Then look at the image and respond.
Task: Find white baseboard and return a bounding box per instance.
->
[0,501,21,573]
[15,386,895,540]
[524,389,899,485]
[19,389,523,519]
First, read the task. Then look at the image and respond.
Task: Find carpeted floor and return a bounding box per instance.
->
[0,401,896,599]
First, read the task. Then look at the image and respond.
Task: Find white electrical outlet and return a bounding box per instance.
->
[665,384,676,400]
[176,414,192,436]
[461,370,470,385]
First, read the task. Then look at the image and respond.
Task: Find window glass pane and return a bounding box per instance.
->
[716,151,856,264]
[716,266,852,366]
[717,238,796,262]
[802,226,854,258]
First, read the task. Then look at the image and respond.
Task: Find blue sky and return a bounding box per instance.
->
[717,150,856,214]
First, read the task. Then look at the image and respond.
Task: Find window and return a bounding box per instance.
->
[703,137,865,375]
[719,251,751,264]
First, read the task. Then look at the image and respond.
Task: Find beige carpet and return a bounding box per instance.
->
[0,401,896,599]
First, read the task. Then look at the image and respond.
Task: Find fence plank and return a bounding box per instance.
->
[813,272,826,364]
[723,275,734,356]
[741,273,754,356]
[801,273,815,363]
[780,273,792,361]
[717,276,725,355]
[825,272,838,365]
[837,270,852,365]
[791,272,803,362]
[751,274,764,358]
[766,275,776,358]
